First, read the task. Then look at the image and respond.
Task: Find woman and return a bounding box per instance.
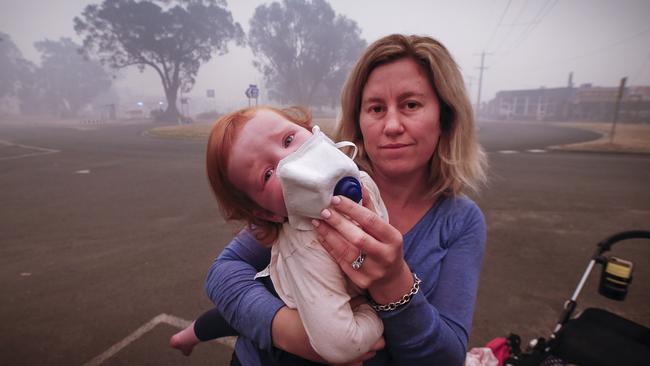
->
[205,34,487,365]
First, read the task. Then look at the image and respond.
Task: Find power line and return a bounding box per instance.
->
[507,0,558,53]
[484,0,513,51]
[493,0,531,53]
[563,26,650,63]
[492,24,650,74]
[519,25,650,72]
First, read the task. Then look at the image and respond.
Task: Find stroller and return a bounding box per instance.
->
[503,230,650,366]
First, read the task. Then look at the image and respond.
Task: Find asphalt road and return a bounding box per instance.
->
[1,120,648,365]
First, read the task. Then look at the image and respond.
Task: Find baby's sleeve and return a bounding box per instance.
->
[280,237,383,364]
[359,171,389,222]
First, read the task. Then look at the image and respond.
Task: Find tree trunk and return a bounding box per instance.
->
[159,83,180,123]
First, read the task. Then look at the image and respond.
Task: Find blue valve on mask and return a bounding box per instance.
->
[334,177,362,203]
[277,125,362,230]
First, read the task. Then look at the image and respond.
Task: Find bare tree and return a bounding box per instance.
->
[74,0,244,121]
[0,32,33,99]
[32,38,112,117]
[249,0,366,107]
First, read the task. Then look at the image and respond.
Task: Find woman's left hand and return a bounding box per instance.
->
[311,194,414,304]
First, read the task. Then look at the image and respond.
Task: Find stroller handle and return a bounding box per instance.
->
[595,230,650,257]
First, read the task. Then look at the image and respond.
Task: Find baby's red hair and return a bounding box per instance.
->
[206,106,312,245]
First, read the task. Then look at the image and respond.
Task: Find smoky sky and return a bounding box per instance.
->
[2,0,649,112]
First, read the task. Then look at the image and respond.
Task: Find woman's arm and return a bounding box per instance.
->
[204,230,285,351]
[313,196,486,365]
[205,229,334,362]
[381,203,486,365]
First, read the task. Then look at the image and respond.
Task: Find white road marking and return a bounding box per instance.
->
[0,139,60,160]
[76,169,91,174]
[498,150,518,154]
[527,149,547,153]
[83,313,236,366]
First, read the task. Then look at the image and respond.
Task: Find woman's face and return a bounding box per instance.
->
[359,57,441,180]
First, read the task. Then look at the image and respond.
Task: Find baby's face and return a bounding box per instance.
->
[227,109,312,220]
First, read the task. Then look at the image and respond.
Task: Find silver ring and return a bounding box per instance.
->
[351,252,366,270]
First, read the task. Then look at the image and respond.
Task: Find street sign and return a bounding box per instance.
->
[206,89,215,98]
[245,84,259,107]
[245,84,259,99]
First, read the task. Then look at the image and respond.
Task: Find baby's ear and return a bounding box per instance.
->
[252,208,285,223]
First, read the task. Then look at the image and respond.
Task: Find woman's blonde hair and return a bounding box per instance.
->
[337,34,487,197]
[206,106,312,245]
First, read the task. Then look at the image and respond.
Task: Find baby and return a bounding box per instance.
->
[170,106,386,364]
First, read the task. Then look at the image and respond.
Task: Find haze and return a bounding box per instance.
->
[2,0,649,113]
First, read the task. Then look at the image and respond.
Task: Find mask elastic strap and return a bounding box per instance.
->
[334,141,358,160]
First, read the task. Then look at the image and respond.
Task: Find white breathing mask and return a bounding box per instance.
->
[277,125,362,230]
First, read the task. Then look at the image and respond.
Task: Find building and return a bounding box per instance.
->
[486,79,650,123]
[486,87,575,121]
[571,85,650,122]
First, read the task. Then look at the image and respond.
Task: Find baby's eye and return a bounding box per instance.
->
[283,134,294,148]
[264,169,274,182]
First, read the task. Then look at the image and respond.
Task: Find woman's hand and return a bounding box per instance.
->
[311,194,414,304]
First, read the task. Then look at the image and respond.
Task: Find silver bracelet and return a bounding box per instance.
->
[370,273,421,312]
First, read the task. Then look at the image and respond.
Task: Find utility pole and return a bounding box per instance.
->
[465,75,475,99]
[609,77,627,144]
[475,51,492,116]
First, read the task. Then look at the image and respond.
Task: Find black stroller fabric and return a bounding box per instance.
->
[553,308,650,366]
